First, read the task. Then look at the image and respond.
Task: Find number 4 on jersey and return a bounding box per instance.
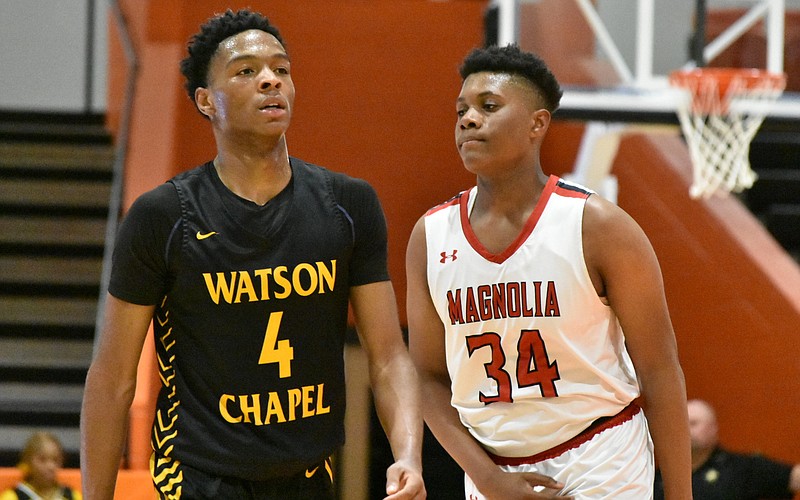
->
[517,329,560,397]
[259,311,294,378]
[466,328,560,404]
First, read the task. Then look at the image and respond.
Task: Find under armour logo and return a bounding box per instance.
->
[440,250,458,263]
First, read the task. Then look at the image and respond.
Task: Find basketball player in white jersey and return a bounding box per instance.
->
[406,45,692,499]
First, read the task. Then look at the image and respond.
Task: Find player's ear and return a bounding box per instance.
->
[530,109,551,138]
[195,87,215,119]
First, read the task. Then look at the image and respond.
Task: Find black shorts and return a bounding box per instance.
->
[151,454,335,500]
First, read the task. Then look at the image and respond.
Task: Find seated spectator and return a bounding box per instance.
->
[654,398,800,499]
[0,432,82,500]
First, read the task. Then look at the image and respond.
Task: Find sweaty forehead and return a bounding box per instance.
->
[216,29,286,60]
[460,72,540,104]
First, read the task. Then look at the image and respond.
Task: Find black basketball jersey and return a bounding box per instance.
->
[109,158,389,479]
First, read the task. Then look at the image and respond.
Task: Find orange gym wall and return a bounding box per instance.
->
[108,0,799,475]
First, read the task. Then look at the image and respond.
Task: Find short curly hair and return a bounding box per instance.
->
[459,45,562,113]
[179,9,285,102]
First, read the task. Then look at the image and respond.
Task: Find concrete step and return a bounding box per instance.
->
[0,178,111,214]
[0,425,80,468]
[0,296,97,328]
[0,255,102,288]
[0,337,92,384]
[0,214,106,248]
[0,140,114,173]
[0,382,83,426]
[0,113,111,144]
[0,338,93,370]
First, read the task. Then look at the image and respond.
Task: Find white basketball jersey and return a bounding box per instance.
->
[424,175,640,458]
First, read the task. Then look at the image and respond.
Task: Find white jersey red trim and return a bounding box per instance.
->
[424,175,640,457]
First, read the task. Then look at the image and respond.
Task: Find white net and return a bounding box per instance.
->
[670,69,786,199]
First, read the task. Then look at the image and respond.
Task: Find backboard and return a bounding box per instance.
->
[489,0,800,198]
[490,0,800,123]
[555,82,800,126]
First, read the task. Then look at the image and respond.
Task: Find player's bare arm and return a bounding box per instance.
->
[582,195,692,500]
[81,295,154,499]
[350,281,426,500]
[406,218,570,500]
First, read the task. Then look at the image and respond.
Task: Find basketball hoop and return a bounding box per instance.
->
[669,68,786,199]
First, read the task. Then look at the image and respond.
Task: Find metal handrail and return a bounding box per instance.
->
[93,0,139,352]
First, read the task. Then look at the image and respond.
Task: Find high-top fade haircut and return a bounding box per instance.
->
[459,45,563,113]
[179,9,285,103]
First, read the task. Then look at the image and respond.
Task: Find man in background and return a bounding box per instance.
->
[655,398,800,499]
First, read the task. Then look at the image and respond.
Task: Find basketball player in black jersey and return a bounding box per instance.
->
[80,9,425,499]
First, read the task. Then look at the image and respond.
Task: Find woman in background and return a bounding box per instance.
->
[0,432,81,500]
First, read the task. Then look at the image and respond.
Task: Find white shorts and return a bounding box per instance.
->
[465,405,654,499]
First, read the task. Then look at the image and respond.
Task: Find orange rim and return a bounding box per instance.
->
[670,68,785,92]
[669,68,786,113]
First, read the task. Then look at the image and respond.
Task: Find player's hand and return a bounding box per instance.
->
[480,471,574,499]
[384,458,426,499]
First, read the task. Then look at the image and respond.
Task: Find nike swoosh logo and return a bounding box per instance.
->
[305,466,319,478]
[196,231,218,240]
